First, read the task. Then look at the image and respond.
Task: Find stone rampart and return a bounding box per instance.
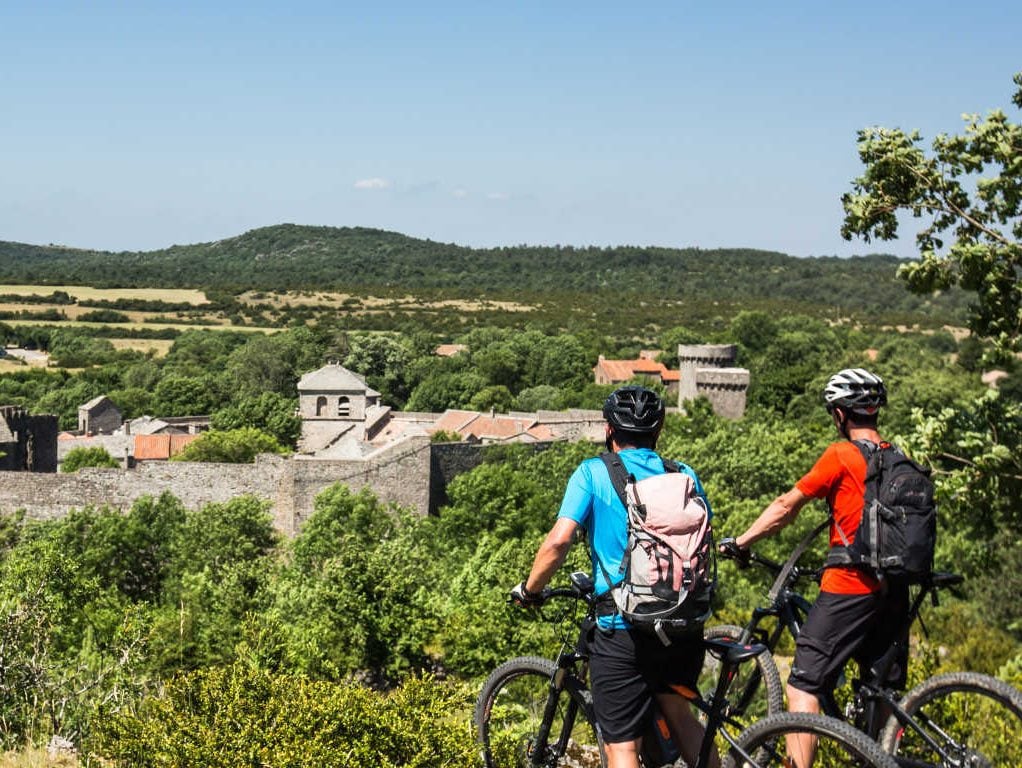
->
[0,435,434,535]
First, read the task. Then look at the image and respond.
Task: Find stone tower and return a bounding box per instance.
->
[677,344,750,420]
[296,362,380,452]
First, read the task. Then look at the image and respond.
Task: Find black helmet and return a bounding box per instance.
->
[823,368,887,415]
[603,386,665,434]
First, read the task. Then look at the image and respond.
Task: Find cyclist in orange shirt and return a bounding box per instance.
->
[720,369,910,766]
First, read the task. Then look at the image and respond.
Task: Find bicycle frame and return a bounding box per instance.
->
[720,531,974,765]
[510,572,772,768]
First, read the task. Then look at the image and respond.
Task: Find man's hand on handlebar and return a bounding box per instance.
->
[509,581,544,607]
[718,537,751,568]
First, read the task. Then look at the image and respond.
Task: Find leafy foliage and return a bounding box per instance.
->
[90,663,478,767]
[171,428,289,463]
[61,446,120,472]
[842,71,1022,357]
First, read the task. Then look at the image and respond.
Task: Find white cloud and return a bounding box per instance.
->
[353,178,391,190]
[452,188,468,199]
[485,191,510,201]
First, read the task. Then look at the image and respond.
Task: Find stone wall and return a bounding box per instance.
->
[694,368,751,420]
[676,344,750,419]
[0,406,58,472]
[0,434,434,535]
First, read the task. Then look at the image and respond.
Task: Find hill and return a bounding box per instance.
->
[0,224,965,322]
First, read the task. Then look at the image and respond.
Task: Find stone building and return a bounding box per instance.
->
[0,406,58,472]
[78,395,122,435]
[593,352,680,400]
[297,362,393,457]
[677,344,750,420]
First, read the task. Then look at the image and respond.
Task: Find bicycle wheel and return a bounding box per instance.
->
[880,670,1022,767]
[724,711,899,768]
[474,656,607,768]
[700,624,784,727]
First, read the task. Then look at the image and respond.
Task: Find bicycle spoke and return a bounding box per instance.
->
[882,672,1022,768]
[476,657,605,768]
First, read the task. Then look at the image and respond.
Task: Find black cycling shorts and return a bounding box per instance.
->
[788,582,909,698]
[583,626,704,744]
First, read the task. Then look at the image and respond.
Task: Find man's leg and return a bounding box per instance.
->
[604,739,642,768]
[786,683,821,768]
[657,692,720,768]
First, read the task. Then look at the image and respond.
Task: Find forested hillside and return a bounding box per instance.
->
[0,224,966,321]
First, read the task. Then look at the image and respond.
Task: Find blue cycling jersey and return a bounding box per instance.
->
[557,447,712,629]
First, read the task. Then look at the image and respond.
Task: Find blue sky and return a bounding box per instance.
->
[1,1,1019,258]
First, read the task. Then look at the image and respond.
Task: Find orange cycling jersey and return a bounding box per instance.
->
[795,440,882,595]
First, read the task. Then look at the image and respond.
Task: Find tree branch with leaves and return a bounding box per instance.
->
[842,72,1022,357]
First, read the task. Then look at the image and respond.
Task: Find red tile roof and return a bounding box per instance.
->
[133,434,199,460]
[430,410,557,442]
[594,356,678,384]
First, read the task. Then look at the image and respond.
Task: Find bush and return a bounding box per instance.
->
[171,428,288,463]
[61,447,120,472]
[88,663,478,767]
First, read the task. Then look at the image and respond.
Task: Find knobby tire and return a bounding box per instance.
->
[724,711,900,768]
[475,655,606,768]
[880,670,1022,767]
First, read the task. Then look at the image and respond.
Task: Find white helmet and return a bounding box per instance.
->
[823,368,887,415]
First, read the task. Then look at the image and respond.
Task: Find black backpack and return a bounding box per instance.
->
[826,441,937,582]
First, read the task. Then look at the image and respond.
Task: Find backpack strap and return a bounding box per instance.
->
[825,440,884,569]
[598,452,631,509]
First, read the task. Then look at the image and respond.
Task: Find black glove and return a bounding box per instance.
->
[718,537,751,568]
[509,581,542,607]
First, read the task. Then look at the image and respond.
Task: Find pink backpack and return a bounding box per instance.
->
[597,453,715,645]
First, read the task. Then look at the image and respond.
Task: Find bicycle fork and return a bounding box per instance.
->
[530,661,583,767]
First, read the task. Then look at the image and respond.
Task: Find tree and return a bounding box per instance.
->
[841,72,1022,357]
[171,428,288,463]
[211,392,301,447]
[61,446,120,472]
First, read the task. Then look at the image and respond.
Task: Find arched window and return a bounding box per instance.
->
[315,396,327,416]
[337,396,351,417]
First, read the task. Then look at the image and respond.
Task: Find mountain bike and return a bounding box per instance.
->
[714,529,1022,767]
[474,570,900,768]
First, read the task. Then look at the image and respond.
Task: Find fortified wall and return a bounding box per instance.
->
[677,344,750,419]
[0,406,58,472]
[0,434,433,535]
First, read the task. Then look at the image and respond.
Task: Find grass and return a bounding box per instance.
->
[0,746,78,767]
[108,339,175,356]
[0,284,209,305]
[238,289,537,313]
[7,319,272,333]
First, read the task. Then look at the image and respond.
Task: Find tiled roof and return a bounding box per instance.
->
[133,434,199,460]
[435,344,467,357]
[80,395,111,411]
[594,356,678,384]
[431,410,558,443]
[297,363,368,393]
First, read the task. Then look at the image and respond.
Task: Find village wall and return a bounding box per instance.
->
[0,435,434,535]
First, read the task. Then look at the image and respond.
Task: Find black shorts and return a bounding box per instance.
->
[788,582,909,698]
[583,626,705,743]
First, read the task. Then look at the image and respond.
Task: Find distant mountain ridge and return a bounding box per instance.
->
[0,223,960,318]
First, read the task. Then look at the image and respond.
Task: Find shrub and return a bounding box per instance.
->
[88,663,478,767]
[61,447,120,472]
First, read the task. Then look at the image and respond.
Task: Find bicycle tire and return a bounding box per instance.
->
[724,711,900,768]
[880,670,1022,767]
[474,655,607,768]
[700,624,784,727]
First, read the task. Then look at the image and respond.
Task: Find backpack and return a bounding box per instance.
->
[826,441,937,583]
[596,452,714,645]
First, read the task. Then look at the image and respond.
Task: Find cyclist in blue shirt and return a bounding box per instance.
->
[511,386,717,768]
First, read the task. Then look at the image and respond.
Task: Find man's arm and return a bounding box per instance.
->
[736,487,811,549]
[524,517,580,594]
